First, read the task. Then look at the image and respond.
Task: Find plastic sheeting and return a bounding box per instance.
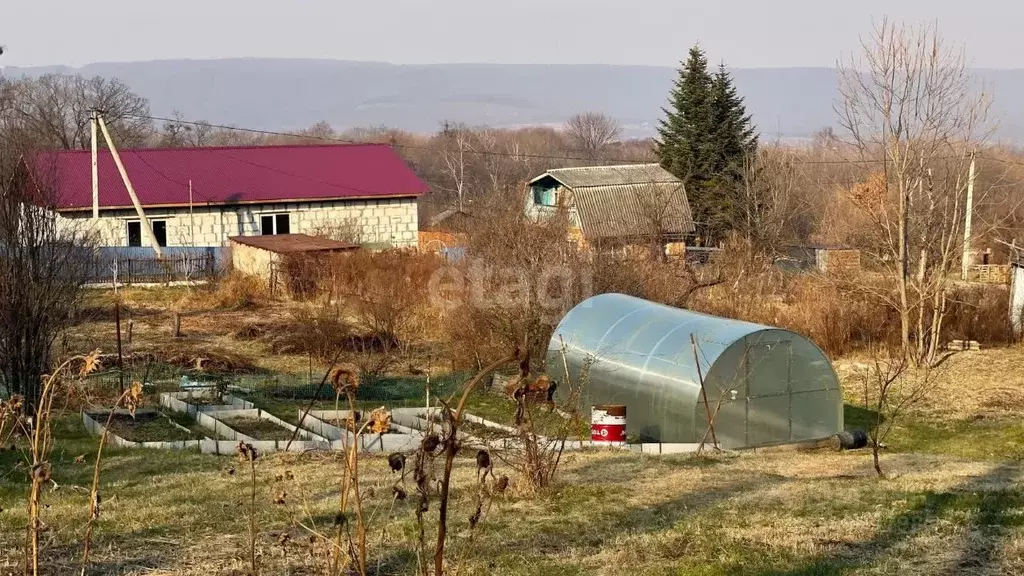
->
[547,293,842,448]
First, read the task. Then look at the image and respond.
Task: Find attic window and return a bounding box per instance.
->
[533,186,559,207]
[260,213,291,235]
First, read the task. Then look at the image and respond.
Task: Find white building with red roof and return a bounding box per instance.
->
[37,143,427,249]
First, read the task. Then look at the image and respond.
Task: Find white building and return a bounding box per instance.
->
[42,143,427,249]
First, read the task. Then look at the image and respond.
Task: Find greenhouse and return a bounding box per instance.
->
[547,293,843,449]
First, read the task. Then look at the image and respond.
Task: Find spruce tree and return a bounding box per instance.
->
[656,45,714,187]
[709,63,758,180]
[656,47,759,244]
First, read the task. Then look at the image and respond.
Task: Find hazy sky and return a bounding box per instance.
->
[4,0,1024,69]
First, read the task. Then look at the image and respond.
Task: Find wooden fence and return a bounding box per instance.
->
[969,264,1011,285]
[87,251,217,285]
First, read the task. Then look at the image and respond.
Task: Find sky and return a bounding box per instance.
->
[4,0,1024,69]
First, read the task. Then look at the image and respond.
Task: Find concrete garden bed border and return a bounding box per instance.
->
[299,409,424,452]
[191,408,332,454]
[397,408,704,454]
[81,408,203,450]
[159,391,255,417]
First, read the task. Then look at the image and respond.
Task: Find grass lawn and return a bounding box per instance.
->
[2,415,1024,575]
[21,289,1024,574]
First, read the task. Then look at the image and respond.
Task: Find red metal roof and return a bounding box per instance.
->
[35,144,428,211]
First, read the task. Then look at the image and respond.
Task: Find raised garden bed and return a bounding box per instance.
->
[101,411,198,442]
[218,415,296,441]
[299,409,423,452]
[82,409,203,450]
[160,391,255,417]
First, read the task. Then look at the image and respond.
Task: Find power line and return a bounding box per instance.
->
[126,113,656,164]
[126,112,1015,170]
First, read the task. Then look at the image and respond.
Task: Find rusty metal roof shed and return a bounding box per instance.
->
[228,234,358,254]
[529,164,694,240]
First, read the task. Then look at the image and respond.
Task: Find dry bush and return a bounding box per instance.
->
[444,192,591,371]
[696,265,1015,359]
[932,285,1016,346]
[694,273,899,358]
[687,239,898,358]
[199,271,269,310]
[592,253,723,309]
[235,303,352,360]
[280,253,335,300]
[273,250,445,378]
[324,250,445,349]
[308,218,364,245]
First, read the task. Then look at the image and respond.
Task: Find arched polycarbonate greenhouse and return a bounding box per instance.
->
[547,293,843,449]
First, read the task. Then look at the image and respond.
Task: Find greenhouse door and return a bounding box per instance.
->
[745,340,793,446]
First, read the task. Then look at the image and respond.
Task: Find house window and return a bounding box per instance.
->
[260,213,290,235]
[533,186,559,207]
[126,220,167,247]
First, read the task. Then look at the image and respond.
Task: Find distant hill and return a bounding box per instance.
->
[5,59,1024,141]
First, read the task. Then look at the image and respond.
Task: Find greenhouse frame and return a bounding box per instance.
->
[547,293,843,449]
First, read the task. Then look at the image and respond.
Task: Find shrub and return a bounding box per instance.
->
[206,271,268,310]
[444,196,591,371]
[944,285,1017,345]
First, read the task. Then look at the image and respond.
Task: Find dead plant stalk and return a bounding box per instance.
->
[433,353,517,576]
[81,380,142,575]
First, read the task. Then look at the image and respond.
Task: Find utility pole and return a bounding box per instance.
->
[90,110,99,219]
[188,179,194,247]
[96,113,164,256]
[961,152,977,281]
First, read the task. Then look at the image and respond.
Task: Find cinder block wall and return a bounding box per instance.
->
[58,197,419,248]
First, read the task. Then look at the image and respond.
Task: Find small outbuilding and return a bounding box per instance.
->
[547,293,842,449]
[229,234,357,293]
[525,164,693,253]
[781,244,861,275]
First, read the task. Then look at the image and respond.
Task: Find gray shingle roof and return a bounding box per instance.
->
[530,164,694,240]
[530,164,679,188]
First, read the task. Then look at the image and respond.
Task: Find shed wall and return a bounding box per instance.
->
[231,243,275,280]
[1012,264,1024,336]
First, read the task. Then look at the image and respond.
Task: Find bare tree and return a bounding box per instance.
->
[292,120,335,143]
[440,122,474,210]
[859,346,935,477]
[738,147,810,257]
[566,112,621,161]
[9,74,151,149]
[837,19,991,365]
[159,110,214,147]
[447,192,590,370]
[0,122,93,407]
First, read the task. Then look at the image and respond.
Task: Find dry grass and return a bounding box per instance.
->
[2,428,1023,575]
[68,288,324,375]
[836,345,1024,422]
[3,346,1024,574]
[196,272,270,311]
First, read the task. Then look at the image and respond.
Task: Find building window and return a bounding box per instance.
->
[126,220,167,247]
[260,213,290,235]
